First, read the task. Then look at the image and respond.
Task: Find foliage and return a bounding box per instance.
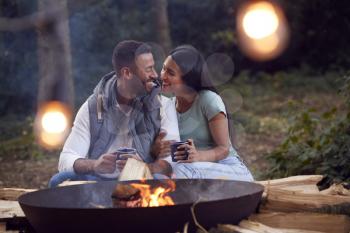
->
[0,116,59,160]
[265,75,350,183]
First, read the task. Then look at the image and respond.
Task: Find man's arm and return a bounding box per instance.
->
[59,101,118,175]
[58,101,91,173]
[74,154,118,174]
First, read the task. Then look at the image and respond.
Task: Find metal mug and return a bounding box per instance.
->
[170,141,189,162]
[113,147,137,160]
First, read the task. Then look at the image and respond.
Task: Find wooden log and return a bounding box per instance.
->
[239,220,324,233]
[118,158,153,181]
[0,188,36,201]
[320,184,350,196]
[217,224,259,233]
[256,175,323,187]
[249,212,350,233]
[218,221,324,233]
[0,200,24,219]
[58,180,96,187]
[261,186,350,215]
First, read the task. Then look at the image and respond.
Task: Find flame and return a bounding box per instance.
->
[130,180,175,207]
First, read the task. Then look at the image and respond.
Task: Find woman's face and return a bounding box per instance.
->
[161,56,185,95]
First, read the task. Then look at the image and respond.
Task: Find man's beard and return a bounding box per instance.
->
[129,74,148,98]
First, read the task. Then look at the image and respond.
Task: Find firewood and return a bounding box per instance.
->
[320,184,350,196]
[111,183,140,200]
[218,221,324,233]
[249,212,350,233]
[238,220,324,233]
[0,200,24,219]
[217,224,259,233]
[256,175,323,188]
[0,188,36,201]
[261,186,350,215]
[118,158,153,181]
[58,180,96,187]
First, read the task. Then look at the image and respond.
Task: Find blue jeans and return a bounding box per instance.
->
[48,171,115,188]
[172,156,254,181]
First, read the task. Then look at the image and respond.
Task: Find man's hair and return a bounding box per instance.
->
[112,40,152,75]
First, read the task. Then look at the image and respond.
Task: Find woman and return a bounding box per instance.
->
[159,45,253,181]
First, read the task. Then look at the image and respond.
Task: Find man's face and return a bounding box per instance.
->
[131,53,158,95]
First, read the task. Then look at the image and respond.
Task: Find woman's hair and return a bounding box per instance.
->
[169,45,217,94]
[170,45,237,148]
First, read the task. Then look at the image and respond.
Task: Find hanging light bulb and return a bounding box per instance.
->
[236,1,289,61]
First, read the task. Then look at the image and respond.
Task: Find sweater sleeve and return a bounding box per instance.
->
[58,101,91,172]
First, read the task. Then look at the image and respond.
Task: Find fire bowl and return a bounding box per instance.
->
[19,179,263,233]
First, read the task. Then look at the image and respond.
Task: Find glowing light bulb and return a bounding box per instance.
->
[236,1,289,61]
[35,101,71,149]
[242,2,279,39]
[41,111,67,133]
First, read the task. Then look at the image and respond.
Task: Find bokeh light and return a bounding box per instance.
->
[41,111,68,134]
[35,101,72,149]
[206,53,235,87]
[237,1,289,61]
[242,2,279,39]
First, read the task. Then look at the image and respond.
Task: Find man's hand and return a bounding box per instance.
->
[93,153,118,174]
[116,153,142,172]
[151,131,174,159]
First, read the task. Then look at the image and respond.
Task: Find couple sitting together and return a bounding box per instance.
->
[49,40,253,187]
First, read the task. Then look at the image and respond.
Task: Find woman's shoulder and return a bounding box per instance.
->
[198,90,223,103]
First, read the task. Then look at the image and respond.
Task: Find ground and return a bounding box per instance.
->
[0,72,345,189]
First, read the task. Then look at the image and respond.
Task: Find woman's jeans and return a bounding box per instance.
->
[172,156,254,181]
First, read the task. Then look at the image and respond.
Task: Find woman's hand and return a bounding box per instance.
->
[175,139,201,163]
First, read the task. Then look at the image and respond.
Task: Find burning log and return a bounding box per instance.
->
[111,183,141,208]
[111,180,175,208]
[112,183,140,200]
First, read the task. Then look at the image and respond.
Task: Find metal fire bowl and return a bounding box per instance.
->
[19,179,264,233]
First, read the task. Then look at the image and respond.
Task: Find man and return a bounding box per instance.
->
[49,40,179,187]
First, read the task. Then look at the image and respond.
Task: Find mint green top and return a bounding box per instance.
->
[176,90,239,158]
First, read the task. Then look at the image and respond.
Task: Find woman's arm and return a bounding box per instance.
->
[176,112,230,163]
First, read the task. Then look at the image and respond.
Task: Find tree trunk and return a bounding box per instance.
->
[152,0,172,53]
[36,0,73,108]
